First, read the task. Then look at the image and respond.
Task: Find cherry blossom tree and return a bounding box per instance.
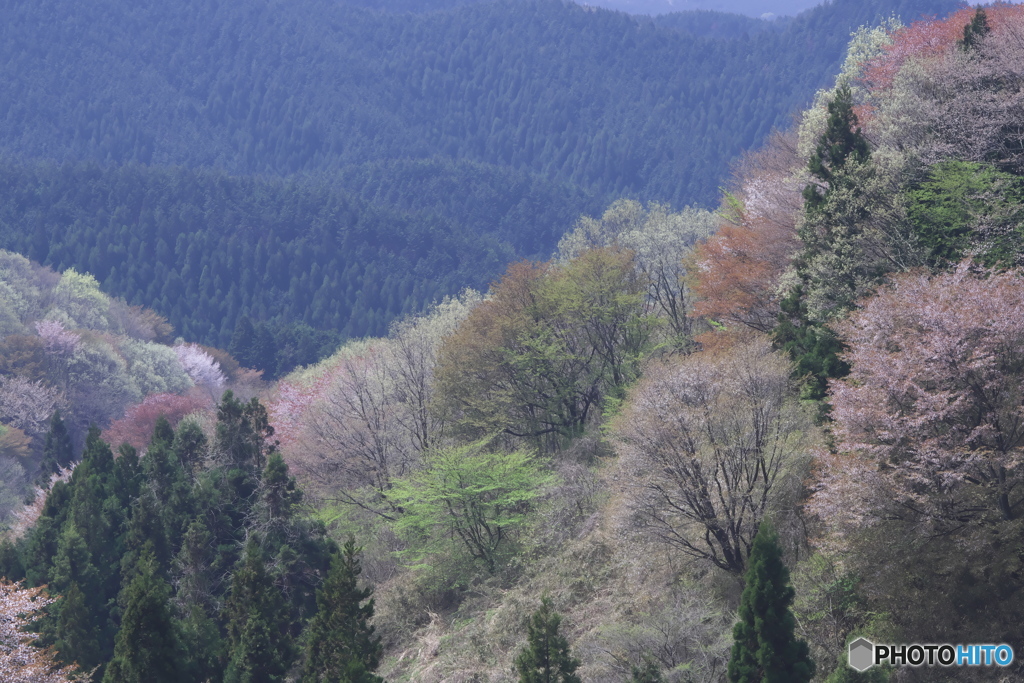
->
[0,377,63,437]
[271,291,480,513]
[812,266,1024,542]
[34,321,80,358]
[173,343,226,389]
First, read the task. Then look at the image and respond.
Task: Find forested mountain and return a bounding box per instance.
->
[0,158,593,375]
[1,0,957,206]
[5,6,1024,683]
[0,0,959,370]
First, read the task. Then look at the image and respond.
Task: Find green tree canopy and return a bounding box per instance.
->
[391,440,553,574]
[302,539,383,683]
[514,597,582,683]
[728,522,815,683]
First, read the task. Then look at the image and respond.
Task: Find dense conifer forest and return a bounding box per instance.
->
[5,1,1024,682]
[0,0,958,371]
[0,158,594,375]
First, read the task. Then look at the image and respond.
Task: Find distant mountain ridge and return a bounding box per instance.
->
[0,0,960,361]
[0,0,959,206]
[343,0,820,17]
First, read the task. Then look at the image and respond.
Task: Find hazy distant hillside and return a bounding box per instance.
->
[587,0,819,17]
[346,0,820,17]
[0,0,958,207]
[0,0,958,369]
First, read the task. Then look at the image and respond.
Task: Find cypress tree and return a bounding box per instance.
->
[302,539,383,683]
[261,452,301,524]
[223,542,293,683]
[514,597,582,683]
[801,84,868,217]
[229,316,258,369]
[37,409,74,485]
[173,518,223,683]
[171,419,208,480]
[143,425,193,552]
[50,523,108,670]
[55,581,99,673]
[728,522,814,683]
[780,85,870,402]
[960,7,990,52]
[104,550,182,683]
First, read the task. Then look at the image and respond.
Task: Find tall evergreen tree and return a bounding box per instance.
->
[229,316,258,369]
[514,597,581,683]
[171,419,208,480]
[142,423,193,553]
[104,550,182,683]
[173,517,223,683]
[302,539,383,683]
[728,523,815,683]
[223,542,293,683]
[801,85,869,217]
[216,392,276,472]
[960,7,990,51]
[37,409,74,485]
[778,85,871,402]
[50,522,108,670]
[54,580,99,673]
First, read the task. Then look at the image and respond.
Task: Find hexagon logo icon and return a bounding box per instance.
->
[848,637,875,672]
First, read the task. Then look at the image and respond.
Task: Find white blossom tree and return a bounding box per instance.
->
[0,580,84,682]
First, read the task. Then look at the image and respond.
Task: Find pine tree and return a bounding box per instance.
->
[302,539,383,683]
[37,410,74,485]
[514,597,581,683]
[728,523,814,683]
[103,550,182,683]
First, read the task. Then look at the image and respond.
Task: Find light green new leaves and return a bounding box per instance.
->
[390,441,554,573]
[53,268,112,330]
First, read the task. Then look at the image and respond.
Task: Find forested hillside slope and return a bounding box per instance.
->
[4,5,1024,683]
[0,0,957,206]
[0,158,593,375]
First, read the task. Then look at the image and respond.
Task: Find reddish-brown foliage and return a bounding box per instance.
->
[690,132,803,331]
[864,4,1024,92]
[103,391,210,451]
[690,217,800,332]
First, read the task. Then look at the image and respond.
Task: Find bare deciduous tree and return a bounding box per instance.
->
[615,335,815,574]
